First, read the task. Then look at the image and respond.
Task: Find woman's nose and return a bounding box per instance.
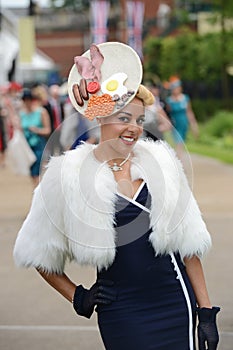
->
[127,121,139,132]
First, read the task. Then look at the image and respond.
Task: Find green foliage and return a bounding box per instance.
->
[186,141,233,164]
[196,33,222,83]
[211,0,233,17]
[143,37,162,82]
[144,29,233,86]
[202,110,233,138]
[174,30,199,81]
[191,99,224,122]
[158,37,177,80]
[186,110,233,164]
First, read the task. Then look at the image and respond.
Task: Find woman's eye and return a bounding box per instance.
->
[118,116,130,123]
[137,118,145,125]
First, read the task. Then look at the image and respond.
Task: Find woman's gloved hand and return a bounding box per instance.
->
[72,279,117,319]
[197,306,220,350]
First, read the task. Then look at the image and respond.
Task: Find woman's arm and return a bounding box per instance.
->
[157,107,172,132]
[186,102,199,138]
[37,269,76,303]
[185,256,221,350]
[184,255,212,308]
[36,269,117,319]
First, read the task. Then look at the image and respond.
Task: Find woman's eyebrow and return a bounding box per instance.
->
[118,111,132,117]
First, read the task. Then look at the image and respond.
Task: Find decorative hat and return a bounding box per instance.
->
[169,75,182,90]
[8,81,22,92]
[21,88,35,100]
[68,42,153,120]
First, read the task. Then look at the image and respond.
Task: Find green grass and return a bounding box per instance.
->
[186,140,233,165]
[185,110,233,164]
[164,130,233,165]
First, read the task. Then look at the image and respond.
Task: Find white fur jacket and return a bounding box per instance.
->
[13,140,211,274]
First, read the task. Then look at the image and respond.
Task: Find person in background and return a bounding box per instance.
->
[19,89,51,187]
[0,102,7,167]
[13,42,220,350]
[143,82,171,141]
[32,84,54,134]
[48,84,64,154]
[165,76,199,161]
[7,81,23,117]
[60,99,99,151]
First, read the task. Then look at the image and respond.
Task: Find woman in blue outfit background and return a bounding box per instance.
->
[13,43,220,350]
[166,77,199,161]
[19,89,51,187]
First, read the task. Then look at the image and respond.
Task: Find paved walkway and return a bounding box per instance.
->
[0,153,233,350]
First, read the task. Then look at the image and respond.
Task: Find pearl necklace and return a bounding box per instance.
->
[109,153,131,172]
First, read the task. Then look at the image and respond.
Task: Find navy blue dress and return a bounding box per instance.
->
[97,183,197,350]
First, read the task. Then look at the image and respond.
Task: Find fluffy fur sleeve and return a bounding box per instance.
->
[13,156,70,274]
[162,144,212,259]
[137,140,212,259]
[177,163,212,259]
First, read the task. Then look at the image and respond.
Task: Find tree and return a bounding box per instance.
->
[210,0,233,107]
[144,29,233,92]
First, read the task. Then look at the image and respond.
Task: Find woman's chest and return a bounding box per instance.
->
[20,110,42,129]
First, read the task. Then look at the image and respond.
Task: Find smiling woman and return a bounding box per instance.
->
[13,42,220,350]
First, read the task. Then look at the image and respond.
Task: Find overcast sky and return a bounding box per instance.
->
[1,0,50,8]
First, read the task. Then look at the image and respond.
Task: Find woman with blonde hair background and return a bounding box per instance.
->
[19,88,51,187]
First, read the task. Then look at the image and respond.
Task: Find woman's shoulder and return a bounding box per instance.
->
[182,93,190,101]
[45,143,95,173]
[138,138,176,154]
[137,139,180,168]
[19,108,27,117]
[165,95,172,103]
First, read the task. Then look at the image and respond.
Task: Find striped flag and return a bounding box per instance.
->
[126,1,145,59]
[90,1,110,44]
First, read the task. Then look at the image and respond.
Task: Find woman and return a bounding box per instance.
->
[143,82,171,141]
[13,42,220,350]
[19,88,51,187]
[165,77,199,161]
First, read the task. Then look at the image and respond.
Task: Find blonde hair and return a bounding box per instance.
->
[32,86,48,103]
[136,84,155,106]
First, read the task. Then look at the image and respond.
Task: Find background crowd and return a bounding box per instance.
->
[0,81,100,186]
[0,77,199,184]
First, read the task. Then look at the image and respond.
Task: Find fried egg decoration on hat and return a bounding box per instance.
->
[101,73,127,97]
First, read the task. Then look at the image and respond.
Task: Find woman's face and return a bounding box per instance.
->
[171,85,182,96]
[23,98,34,108]
[99,97,145,154]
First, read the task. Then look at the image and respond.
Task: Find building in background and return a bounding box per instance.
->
[33,0,174,79]
[0,7,57,85]
[1,1,216,84]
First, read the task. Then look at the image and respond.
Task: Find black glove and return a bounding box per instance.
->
[197,306,220,350]
[72,279,117,319]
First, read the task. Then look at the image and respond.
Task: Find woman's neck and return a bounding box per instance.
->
[94,142,131,163]
[172,92,183,101]
[94,140,131,162]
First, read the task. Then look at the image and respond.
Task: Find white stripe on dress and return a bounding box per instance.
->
[170,252,194,350]
[117,187,194,350]
[117,181,151,214]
